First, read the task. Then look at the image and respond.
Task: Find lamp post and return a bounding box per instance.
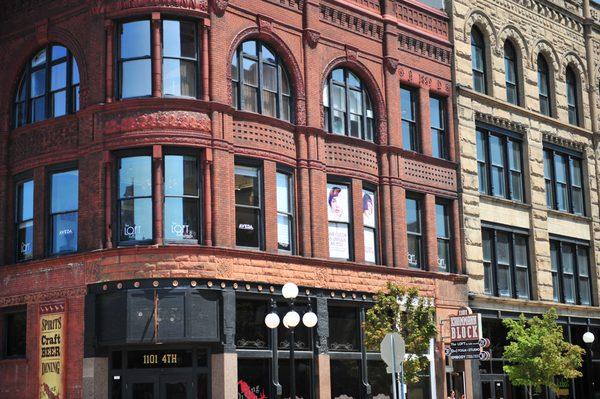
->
[264,282,318,399]
[583,331,595,398]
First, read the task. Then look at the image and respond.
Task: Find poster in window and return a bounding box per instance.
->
[363,190,375,228]
[39,301,66,399]
[329,222,350,259]
[327,184,349,223]
[364,228,376,263]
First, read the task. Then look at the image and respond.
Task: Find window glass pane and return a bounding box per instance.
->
[277,214,292,252]
[72,61,80,85]
[236,300,268,348]
[401,88,415,120]
[235,166,259,207]
[279,359,312,399]
[515,267,528,299]
[408,235,421,268]
[349,90,362,114]
[562,244,574,273]
[496,232,510,265]
[406,198,420,233]
[490,135,504,166]
[432,130,444,159]
[544,150,552,179]
[31,69,46,97]
[281,70,290,95]
[31,97,46,122]
[163,20,196,59]
[261,45,275,63]
[120,20,150,59]
[119,198,153,242]
[329,306,359,351]
[436,203,449,238]
[508,140,521,171]
[364,228,376,263]
[328,222,350,260]
[276,173,290,213]
[121,59,152,98]
[482,229,491,262]
[555,154,567,182]
[514,235,527,266]
[281,96,291,122]
[369,360,392,398]
[31,49,46,67]
[242,85,258,112]
[242,58,258,86]
[51,62,67,91]
[331,359,361,398]
[236,207,260,248]
[332,110,345,134]
[19,180,34,221]
[437,240,450,272]
[348,71,360,87]
[262,64,277,92]
[164,155,198,197]
[4,312,27,357]
[52,90,67,117]
[238,358,269,398]
[51,170,78,213]
[262,91,277,118]
[242,40,257,56]
[363,190,376,229]
[497,264,512,297]
[163,59,196,97]
[476,131,486,162]
[164,197,198,241]
[52,212,78,253]
[332,68,344,82]
[119,156,152,198]
[570,158,583,186]
[327,184,350,223]
[579,278,591,305]
[332,85,346,111]
[577,247,589,277]
[430,97,442,129]
[17,221,34,260]
[349,114,361,138]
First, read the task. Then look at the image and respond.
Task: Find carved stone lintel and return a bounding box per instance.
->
[345,45,358,62]
[303,28,320,49]
[475,111,527,134]
[257,15,273,33]
[212,0,229,16]
[384,56,398,74]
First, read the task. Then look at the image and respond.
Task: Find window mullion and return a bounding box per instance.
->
[509,233,517,299]
[491,230,499,297]
[361,87,368,140]
[277,62,282,120]
[504,137,512,200]
[257,46,263,115]
[45,46,51,120]
[345,71,351,137]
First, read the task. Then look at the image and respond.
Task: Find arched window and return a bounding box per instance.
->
[566,66,580,126]
[537,54,551,116]
[504,41,520,105]
[471,27,487,94]
[323,68,375,141]
[231,40,292,122]
[14,45,80,127]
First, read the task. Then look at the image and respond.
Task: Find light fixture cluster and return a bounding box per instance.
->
[264,282,318,330]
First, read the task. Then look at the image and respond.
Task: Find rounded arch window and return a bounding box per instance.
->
[470,26,487,94]
[503,40,520,105]
[231,40,292,122]
[323,68,375,142]
[14,45,80,128]
[566,66,580,126]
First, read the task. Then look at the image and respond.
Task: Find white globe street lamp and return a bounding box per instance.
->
[282,282,299,299]
[302,311,318,328]
[583,331,595,397]
[264,312,280,329]
[583,331,595,345]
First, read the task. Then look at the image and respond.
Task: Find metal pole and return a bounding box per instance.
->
[391,334,398,399]
[290,327,296,399]
[400,362,405,399]
[587,345,594,398]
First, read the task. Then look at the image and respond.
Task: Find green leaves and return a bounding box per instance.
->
[363,283,437,384]
[502,308,584,398]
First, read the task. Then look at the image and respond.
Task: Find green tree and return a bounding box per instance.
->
[502,308,584,399]
[364,283,437,384]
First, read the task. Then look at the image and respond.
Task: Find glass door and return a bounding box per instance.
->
[481,378,506,399]
[127,375,158,399]
[160,374,192,399]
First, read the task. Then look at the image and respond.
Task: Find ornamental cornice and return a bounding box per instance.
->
[542,132,587,152]
[0,287,87,308]
[474,111,527,134]
[320,3,384,40]
[91,0,208,15]
[398,32,451,65]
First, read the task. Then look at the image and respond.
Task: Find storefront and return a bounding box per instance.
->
[85,279,436,399]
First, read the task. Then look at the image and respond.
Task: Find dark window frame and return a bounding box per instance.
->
[14,44,80,128]
[503,40,520,106]
[537,54,552,116]
[406,193,424,269]
[1,307,27,359]
[550,236,592,306]
[566,66,580,126]
[430,94,448,159]
[116,19,153,100]
[471,27,488,94]
[401,85,419,152]
[162,148,203,244]
[323,68,375,142]
[231,40,292,122]
[435,199,452,273]
[15,174,34,262]
[160,19,201,99]
[276,166,296,254]
[115,150,155,246]
[476,125,525,202]
[362,184,379,265]
[482,224,531,300]
[46,162,79,256]
[234,158,265,251]
[327,177,354,262]
[543,144,585,216]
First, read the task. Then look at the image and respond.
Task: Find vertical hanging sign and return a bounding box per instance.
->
[39,301,66,399]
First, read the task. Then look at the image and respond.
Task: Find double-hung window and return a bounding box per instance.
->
[430,96,447,159]
[164,154,200,243]
[362,188,377,263]
[482,225,530,299]
[49,169,78,254]
[504,41,520,105]
[118,20,152,98]
[543,145,584,215]
[537,54,551,116]
[436,201,451,272]
[471,27,487,94]
[16,179,34,261]
[401,87,418,151]
[235,164,263,249]
[476,126,524,202]
[327,182,352,260]
[406,196,423,269]
[566,67,580,126]
[550,238,591,305]
[276,171,295,253]
[162,20,198,98]
[117,155,153,244]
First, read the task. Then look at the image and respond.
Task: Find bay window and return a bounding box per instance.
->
[327,182,352,260]
[162,20,198,98]
[164,154,200,242]
[482,225,530,299]
[406,196,423,269]
[362,188,377,263]
[118,20,152,98]
[550,239,591,305]
[276,171,295,253]
[235,164,263,249]
[49,169,78,254]
[476,127,524,202]
[16,179,34,261]
[117,155,153,244]
[544,145,584,215]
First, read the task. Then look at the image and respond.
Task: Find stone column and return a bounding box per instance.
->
[151,13,162,98]
[152,145,163,246]
[83,357,108,399]
[211,352,238,399]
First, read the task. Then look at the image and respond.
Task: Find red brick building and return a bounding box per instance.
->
[0,0,468,398]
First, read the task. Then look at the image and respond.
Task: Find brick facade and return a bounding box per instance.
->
[0,0,467,398]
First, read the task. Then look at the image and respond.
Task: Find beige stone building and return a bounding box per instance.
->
[449,0,600,396]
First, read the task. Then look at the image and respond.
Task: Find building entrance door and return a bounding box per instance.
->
[481,377,506,399]
[125,374,193,399]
